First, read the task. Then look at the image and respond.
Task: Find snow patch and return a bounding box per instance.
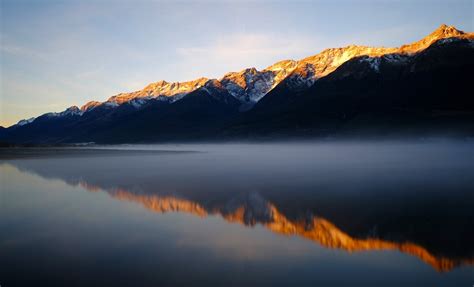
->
[360,57,381,72]
[17,117,35,126]
[104,101,119,108]
[383,54,410,64]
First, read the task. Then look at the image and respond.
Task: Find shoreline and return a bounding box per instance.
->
[0,147,196,160]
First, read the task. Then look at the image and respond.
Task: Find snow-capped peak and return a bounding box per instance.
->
[81,101,101,112]
[16,117,36,126]
[284,25,473,90]
[398,24,470,54]
[107,77,209,105]
[45,106,83,118]
[218,61,300,106]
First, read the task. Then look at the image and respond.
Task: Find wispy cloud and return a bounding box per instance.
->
[0,43,48,61]
[178,33,311,58]
[176,33,324,75]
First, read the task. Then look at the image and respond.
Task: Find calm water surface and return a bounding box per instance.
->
[1,142,473,286]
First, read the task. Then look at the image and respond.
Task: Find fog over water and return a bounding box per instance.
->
[1,141,473,286]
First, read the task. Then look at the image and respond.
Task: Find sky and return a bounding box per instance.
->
[0,0,472,127]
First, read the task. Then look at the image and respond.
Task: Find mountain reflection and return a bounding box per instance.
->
[6,159,473,273]
[85,184,474,272]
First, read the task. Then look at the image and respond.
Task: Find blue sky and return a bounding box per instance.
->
[1,0,472,126]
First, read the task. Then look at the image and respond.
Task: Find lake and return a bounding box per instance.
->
[1,141,473,286]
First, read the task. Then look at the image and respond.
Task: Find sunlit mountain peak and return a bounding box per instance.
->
[105,77,210,105]
[8,24,473,130]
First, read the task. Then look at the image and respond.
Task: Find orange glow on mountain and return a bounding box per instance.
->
[77,24,473,113]
[296,24,474,81]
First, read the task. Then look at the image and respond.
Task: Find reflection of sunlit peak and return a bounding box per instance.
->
[111,189,207,217]
[78,181,102,192]
[220,192,276,225]
[74,182,474,272]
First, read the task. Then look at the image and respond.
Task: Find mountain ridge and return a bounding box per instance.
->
[1,24,473,143]
[10,24,472,128]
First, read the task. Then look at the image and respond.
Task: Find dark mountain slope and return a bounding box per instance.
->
[0,81,240,144]
[80,81,241,143]
[225,38,474,138]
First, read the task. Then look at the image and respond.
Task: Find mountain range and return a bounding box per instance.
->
[1,24,473,144]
